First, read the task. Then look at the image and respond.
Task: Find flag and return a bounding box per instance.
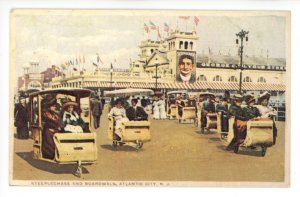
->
[194,16,199,26]
[144,23,149,33]
[179,16,190,20]
[164,23,169,32]
[157,26,161,39]
[149,21,157,30]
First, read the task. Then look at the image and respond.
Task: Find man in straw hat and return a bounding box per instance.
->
[226,94,249,152]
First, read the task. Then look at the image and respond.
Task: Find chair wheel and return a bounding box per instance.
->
[261,146,267,157]
[112,141,118,148]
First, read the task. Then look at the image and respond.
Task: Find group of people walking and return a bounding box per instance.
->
[152,96,167,120]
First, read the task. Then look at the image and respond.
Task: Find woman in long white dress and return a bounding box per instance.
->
[108,99,129,139]
[152,96,160,120]
[159,97,167,119]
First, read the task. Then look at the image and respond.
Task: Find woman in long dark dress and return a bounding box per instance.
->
[14,95,29,139]
[41,95,62,160]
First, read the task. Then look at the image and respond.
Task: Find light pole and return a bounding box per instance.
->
[153,59,161,90]
[110,63,113,89]
[236,29,249,94]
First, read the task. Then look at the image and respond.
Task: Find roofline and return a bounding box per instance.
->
[29,88,93,97]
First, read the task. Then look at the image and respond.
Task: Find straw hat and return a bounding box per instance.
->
[233,94,244,102]
[62,101,78,109]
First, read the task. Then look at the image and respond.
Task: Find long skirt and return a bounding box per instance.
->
[16,125,29,139]
[42,128,57,159]
[159,107,167,119]
[153,107,160,119]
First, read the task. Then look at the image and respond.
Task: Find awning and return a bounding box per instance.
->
[82,81,286,91]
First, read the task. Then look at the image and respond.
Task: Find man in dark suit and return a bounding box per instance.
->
[90,95,102,129]
[200,95,216,132]
[176,54,196,84]
[126,99,148,121]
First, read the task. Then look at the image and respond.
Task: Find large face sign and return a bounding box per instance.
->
[176,52,196,83]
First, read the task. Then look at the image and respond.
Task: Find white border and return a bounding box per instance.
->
[1,0,299,196]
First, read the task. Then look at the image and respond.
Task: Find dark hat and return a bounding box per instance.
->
[131,98,138,103]
[244,94,255,104]
[258,91,271,103]
[233,94,244,102]
[42,94,57,108]
[115,98,124,105]
[62,101,78,109]
[19,91,27,99]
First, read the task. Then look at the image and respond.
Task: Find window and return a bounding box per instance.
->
[150,49,154,54]
[228,76,237,82]
[198,75,207,81]
[243,76,252,83]
[179,41,183,49]
[184,41,188,49]
[213,75,222,82]
[257,76,266,83]
[190,42,193,50]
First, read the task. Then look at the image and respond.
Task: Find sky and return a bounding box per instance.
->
[12,10,287,78]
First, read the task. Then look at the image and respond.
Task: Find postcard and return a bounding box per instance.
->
[9,9,290,187]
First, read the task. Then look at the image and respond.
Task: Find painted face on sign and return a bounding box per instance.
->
[179,57,194,77]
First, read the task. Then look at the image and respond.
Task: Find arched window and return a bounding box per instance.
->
[198,75,207,81]
[184,41,188,49]
[228,76,237,82]
[213,75,222,82]
[243,76,252,83]
[150,49,154,54]
[173,41,175,48]
[169,42,171,50]
[190,42,193,50]
[257,76,266,83]
[179,41,183,49]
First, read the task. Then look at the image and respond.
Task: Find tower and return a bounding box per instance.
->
[166,30,198,80]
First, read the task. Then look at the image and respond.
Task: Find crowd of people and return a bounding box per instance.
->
[13,88,278,157]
